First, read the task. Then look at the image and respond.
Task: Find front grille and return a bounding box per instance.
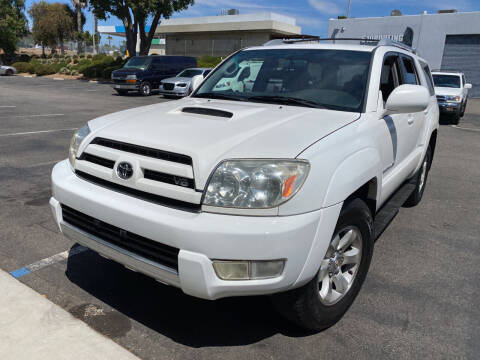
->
[61,204,180,271]
[436,95,446,102]
[163,83,175,90]
[75,170,201,213]
[91,137,192,165]
[79,153,115,168]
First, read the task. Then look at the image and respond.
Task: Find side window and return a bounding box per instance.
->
[401,56,419,85]
[380,55,401,101]
[462,74,466,87]
[203,70,211,76]
[420,62,435,96]
[151,58,163,72]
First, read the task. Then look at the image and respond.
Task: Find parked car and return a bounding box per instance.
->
[111,55,197,96]
[159,68,212,98]
[0,61,17,76]
[431,71,472,124]
[51,39,439,331]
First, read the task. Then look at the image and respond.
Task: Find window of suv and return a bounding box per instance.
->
[194,49,372,112]
[432,74,461,88]
[401,56,419,85]
[380,54,402,102]
[123,57,151,71]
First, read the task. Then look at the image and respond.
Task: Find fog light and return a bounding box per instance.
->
[212,260,285,280]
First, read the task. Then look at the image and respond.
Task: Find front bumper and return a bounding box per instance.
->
[437,101,461,113]
[158,85,188,97]
[51,160,340,300]
[112,84,139,90]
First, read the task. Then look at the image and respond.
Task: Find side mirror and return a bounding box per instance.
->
[465,83,472,89]
[384,84,429,116]
[190,75,204,94]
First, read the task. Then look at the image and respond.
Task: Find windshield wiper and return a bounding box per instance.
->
[246,95,327,109]
[193,92,248,102]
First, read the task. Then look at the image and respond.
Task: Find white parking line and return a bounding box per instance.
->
[0,128,77,137]
[451,125,480,132]
[0,113,64,119]
[0,105,16,108]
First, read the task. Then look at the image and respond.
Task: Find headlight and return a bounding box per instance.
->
[446,95,461,102]
[126,74,137,83]
[177,83,187,87]
[203,159,310,209]
[68,124,91,168]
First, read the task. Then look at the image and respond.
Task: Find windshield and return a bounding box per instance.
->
[177,69,203,78]
[193,49,372,112]
[432,74,461,88]
[123,57,151,71]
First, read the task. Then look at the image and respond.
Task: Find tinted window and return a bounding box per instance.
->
[432,74,461,88]
[401,56,419,85]
[123,57,151,70]
[195,49,372,112]
[380,55,402,101]
[177,69,203,78]
[204,70,211,76]
[420,62,435,96]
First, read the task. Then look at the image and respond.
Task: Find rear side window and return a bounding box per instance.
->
[420,62,435,96]
[401,56,419,85]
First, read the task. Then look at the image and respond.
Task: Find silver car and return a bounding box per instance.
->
[0,61,17,76]
[159,68,212,97]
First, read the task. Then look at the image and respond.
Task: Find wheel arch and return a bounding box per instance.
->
[428,129,437,170]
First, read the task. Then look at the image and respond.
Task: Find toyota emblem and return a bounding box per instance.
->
[117,162,134,180]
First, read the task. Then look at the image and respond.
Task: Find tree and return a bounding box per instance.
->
[89,0,194,57]
[0,0,28,55]
[29,2,75,56]
[71,0,87,54]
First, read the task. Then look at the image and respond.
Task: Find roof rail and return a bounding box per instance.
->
[431,69,463,73]
[264,37,416,53]
[376,39,416,54]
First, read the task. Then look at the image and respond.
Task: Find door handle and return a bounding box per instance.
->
[407,114,414,125]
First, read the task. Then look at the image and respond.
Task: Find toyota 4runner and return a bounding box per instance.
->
[50,39,439,331]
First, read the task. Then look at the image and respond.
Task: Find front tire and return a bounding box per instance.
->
[140,82,152,96]
[404,145,432,207]
[272,198,374,331]
[5,69,13,76]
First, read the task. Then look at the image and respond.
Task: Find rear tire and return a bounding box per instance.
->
[460,100,467,118]
[404,145,432,207]
[272,198,374,331]
[451,113,460,125]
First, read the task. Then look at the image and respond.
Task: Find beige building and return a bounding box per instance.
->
[99,12,301,57]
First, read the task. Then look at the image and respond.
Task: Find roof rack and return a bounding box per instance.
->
[264,37,416,54]
[431,69,463,73]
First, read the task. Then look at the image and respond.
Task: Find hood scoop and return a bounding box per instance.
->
[181,107,233,118]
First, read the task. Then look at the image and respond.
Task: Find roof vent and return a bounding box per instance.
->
[437,9,457,13]
[391,9,402,16]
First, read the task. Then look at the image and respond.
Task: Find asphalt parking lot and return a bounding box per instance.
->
[1,75,479,360]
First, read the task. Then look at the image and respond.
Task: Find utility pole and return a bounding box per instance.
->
[92,14,98,54]
[347,0,351,18]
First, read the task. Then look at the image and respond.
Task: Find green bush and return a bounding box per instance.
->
[11,62,31,73]
[86,54,92,59]
[72,54,79,60]
[92,53,106,61]
[73,58,79,64]
[51,62,67,73]
[33,64,56,76]
[59,67,70,75]
[70,70,79,76]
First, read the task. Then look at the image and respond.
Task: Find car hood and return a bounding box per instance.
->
[162,77,192,83]
[434,87,462,97]
[85,98,360,188]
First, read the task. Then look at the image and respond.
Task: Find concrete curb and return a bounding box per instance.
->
[0,270,138,360]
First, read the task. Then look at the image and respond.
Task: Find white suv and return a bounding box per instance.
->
[431,71,472,124]
[50,39,439,331]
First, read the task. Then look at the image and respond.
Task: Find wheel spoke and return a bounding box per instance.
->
[319,276,332,300]
[318,259,330,279]
[337,229,355,251]
[331,234,341,250]
[342,247,361,265]
[332,273,349,294]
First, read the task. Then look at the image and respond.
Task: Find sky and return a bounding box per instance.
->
[24,0,480,46]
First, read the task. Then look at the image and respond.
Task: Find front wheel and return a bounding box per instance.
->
[272,198,374,331]
[5,69,13,76]
[140,82,152,96]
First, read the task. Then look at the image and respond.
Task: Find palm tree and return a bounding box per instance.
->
[71,0,87,54]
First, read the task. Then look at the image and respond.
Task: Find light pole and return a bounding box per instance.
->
[347,0,351,18]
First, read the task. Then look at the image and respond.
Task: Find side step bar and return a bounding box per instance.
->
[373,180,416,240]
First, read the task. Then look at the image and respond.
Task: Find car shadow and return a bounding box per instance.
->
[439,114,456,125]
[65,246,311,347]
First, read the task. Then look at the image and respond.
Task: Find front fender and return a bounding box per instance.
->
[323,147,381,208]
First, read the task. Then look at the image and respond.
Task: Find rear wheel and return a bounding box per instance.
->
[272,199,374,331]
[140,82,152,96]
[404,145,432,207]
[460,100,467,118]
